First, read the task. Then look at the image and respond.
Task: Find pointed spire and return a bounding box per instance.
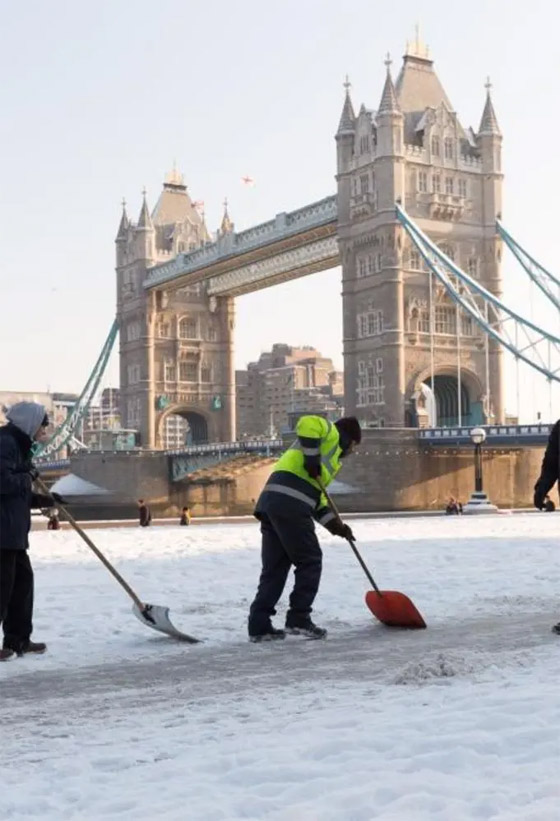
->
[337,75,356,135]
[378,54,401,115]
[220,197,233,234]
[137,188,153,230]
[116,198,129,241]
[478,77,501,135]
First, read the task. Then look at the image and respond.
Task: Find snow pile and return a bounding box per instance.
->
[1,513,560,820]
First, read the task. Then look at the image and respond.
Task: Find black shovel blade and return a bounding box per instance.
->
[132,603,201,644]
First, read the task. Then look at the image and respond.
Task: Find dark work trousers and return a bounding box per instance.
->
[248,511,322,633]
[0,550,34,651]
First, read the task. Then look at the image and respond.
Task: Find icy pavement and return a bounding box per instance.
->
[1,514,560,820]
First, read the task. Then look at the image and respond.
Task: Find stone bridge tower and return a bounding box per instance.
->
[116,170,235,448]
[336,37,504,428]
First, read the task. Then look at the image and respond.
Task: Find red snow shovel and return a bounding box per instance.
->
[36,478,200,643]
[318,481,426,629]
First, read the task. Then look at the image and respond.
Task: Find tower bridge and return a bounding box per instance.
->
[115,34,506,450]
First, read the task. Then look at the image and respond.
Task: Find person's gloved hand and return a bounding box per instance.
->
[327,519,355,541]
[533,485,546,510]
[303,454,321,480]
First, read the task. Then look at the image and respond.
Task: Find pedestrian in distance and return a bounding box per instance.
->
[47,509,61,530]
[248,415,362,643]
[533,419,560,632]
[138,499,151,527]
[179,506,191,526]
[0,402,65,661]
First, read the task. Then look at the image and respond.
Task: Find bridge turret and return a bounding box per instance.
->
[335,77,356,225]
[374,56,405,211]
[135,189,155,262]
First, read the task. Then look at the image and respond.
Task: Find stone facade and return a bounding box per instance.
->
[336,39,504,429]
[116,171,236,448]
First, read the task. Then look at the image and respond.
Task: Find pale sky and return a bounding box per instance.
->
[2,0,559,421]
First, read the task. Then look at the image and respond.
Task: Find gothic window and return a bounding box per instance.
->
[432,175,441,194]
[435,306,456,335]
[359,135,370,154]
[127,364,140,385]
[157,321,171,338]
[200,365,212,383]
[357,257,368,278]
[126,321,141,342]
[360,174,370,194]
[179,360,198,382]
[444,137,454,159]
[467,257,479,278]
[207,326,217,342]
[458,178,467,198]
[418,171,428,193]
[164,362,176,382]
[358,309,383,338]
[418,310,431,333]
[179,317,198,339]
[440,244,455,262]
[375,253,382,272]
[445,176,454,195]
[376,357,383,374]
[410,250,421,270]
[461,314,474,336]
[431,135,440,156]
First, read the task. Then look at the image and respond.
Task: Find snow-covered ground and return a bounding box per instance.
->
[1,514,560,820]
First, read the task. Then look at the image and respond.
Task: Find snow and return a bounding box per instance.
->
[1,513,560,820]
[50,473,110,495]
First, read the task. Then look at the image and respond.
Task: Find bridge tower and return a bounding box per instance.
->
[116,170,236,448]
[336,37,505,428]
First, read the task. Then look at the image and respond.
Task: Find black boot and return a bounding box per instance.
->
[18,640,47,656]
[285,615,327,640]
[249,626,285,643]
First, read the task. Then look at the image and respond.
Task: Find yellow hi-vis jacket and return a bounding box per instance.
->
[255,415,342,528]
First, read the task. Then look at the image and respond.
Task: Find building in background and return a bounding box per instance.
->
[236,344,344,437]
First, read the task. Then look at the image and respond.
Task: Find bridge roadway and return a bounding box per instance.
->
[143,195,339,296]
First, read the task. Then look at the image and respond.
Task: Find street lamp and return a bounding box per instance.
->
[470,426,486,493]
[463,426,497,514]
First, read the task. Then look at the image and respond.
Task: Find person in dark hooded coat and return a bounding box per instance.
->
[0,402,63,661]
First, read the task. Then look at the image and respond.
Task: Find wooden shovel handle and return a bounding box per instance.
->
[317,478,381,595]
[36,477,145,610]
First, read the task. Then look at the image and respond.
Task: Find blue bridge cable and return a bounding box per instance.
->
[496,219,560,313]
[34,318,119,460]
[395,204,560,383]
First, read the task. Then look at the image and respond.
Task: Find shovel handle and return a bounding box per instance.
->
[36,477,145,611]
[317,479,381,596]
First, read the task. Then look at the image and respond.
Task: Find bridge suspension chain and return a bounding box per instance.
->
[34,319,119,461]
[497,219,560,313]
[396,205,560,384]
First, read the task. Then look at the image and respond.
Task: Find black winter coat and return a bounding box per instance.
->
[534,420,560,502]
[0,423,51,550]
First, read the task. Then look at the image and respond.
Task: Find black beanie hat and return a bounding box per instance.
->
[334,416,362,444]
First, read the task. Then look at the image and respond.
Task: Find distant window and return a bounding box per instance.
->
[157,322,170,338]
[164,362,176,381]
[444,137,454,159]
[410,250,421,270]
[432,175,441,194]
[445,176,454,194]
[458,178,467,198]
[200,366,212,383]
[359,135,370,154]
[179,318,198,339]
[360,174,370,193]
[467,257,478,278]
[431,136,440,156]
[418,171,428,193]
[179,360,198,382]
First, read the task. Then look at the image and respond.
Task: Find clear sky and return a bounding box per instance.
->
[2,0,559,420]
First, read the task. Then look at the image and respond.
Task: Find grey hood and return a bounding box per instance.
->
[6,402,47,437]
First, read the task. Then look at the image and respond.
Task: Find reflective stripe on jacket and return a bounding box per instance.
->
[255,416,341,526]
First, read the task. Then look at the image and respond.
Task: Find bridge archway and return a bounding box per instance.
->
[409,367,485,428]
[157,407,209,449]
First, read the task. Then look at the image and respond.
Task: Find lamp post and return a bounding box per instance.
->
[463,426,497,514]
[471,426,485,493]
